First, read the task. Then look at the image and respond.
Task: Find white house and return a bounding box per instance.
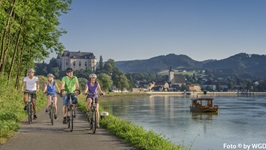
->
[57,50,97,71]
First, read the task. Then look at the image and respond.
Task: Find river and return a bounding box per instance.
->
[101,95,266,150]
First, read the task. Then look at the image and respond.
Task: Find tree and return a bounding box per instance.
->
[98,73,113,92]
[99,55,103,70]
[78,78,88,91]
[0,0,72,86]
[50,67,60,78]
[117,74,130,92]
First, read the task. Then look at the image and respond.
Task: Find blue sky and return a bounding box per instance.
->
[56,0,266,62]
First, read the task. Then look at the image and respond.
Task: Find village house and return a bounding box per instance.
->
[57,50,97,71]
[189,85,202,92]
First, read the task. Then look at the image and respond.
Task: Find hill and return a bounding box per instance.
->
[116,54,202,73]
[115,53,266,79]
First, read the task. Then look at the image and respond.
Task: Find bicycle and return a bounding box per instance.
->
[66,93,75,132]
[47,94,56,125]
[86,97,97,134]
[44,92,60,125]
[24,90,36,124]
[86,94,103,134]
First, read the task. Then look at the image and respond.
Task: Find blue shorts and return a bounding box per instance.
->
[63,94,78,106]
[47,92,56,97]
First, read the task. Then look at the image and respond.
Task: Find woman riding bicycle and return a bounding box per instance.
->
[43,73,60,119]
[83,73,105,128]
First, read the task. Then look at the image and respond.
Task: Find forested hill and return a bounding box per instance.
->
[116,54,202,73]
[115,53,266,78]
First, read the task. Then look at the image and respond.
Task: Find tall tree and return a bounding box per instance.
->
[99,55,103,70]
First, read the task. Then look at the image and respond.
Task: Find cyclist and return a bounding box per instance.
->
[83,73,105,128]
[61,68,80,124]
[42,73,60,119]
[21,68,39,119]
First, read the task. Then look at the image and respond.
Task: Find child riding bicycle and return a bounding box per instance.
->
[21,68,39,119]
[83,73,105,128]
[43,73,60,119]
[61,68,80,124]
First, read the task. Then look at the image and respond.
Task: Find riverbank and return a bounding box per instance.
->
[77,94,185,150]
[147,91,266,97]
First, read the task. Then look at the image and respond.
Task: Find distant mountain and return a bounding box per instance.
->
[115,53,266,79]
[116,54,202,73]
[203,53,266,78]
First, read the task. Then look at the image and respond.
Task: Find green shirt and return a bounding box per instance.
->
[62,76,78,93]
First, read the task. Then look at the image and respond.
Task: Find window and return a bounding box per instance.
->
[66,62,68,65]
[73,61,75,66]
[79,61,81,66]
[85,62,87,66]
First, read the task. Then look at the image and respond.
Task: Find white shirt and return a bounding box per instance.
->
[24,76,39,91]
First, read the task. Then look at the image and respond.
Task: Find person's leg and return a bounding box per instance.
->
[72,95,78,117]
[62,95,68,123]
[95,98,100,127]
[54,96,57,114]
[23,93,28,110]
[46,95,51,112]
[53,95,58,119]
[31,93,37,116]
[96,103,100,127]
[86,98,92,111]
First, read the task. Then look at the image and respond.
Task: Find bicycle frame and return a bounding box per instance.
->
[66,93,74,132]
[48,95,55,125]
[87,97,97,134]
[25,90,35,124]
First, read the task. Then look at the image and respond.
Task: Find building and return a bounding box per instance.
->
[189,85,202,92]
[57,50,97,71]
[168,67,186,86]
[168,67,175,82]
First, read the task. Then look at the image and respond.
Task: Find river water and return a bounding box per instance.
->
[100,95,266,150]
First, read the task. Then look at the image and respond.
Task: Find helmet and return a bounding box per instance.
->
[66,68,73,73]
[28,68,35,73]
[89,74,97,78]
[47,73,55,78]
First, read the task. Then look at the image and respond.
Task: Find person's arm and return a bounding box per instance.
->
[21,81,26,92]
[97,83,105,95]
[75,77,80,90]
[61,82,65,91]
[83,84,88,94]
[43,83,47,93]
[55,83,60,93]
[36,81,39,92]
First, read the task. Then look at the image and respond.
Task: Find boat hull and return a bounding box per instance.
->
[190,106,219,113]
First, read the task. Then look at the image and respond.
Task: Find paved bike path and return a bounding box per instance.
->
[0,98,134,150]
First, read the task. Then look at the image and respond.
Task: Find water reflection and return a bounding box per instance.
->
[101,96,266,150]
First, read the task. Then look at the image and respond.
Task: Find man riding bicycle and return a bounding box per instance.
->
[61,68,80,124]
[21,68,39,119]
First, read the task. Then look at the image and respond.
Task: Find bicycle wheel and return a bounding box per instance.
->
[70,106,73,132]
[67,106,70,129]
[50,104,54,125]
[92,109,96,134]
[28,104,32,124]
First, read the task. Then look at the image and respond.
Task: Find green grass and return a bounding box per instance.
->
[0,76,47,144]
[77,94,185,150]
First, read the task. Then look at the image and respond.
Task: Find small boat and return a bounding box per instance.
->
[190,97,218,113]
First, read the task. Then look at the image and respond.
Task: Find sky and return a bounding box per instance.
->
[54,0,266,62]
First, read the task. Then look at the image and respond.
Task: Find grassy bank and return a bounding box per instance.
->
[77,94,185,150]
[0,76,47,144]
